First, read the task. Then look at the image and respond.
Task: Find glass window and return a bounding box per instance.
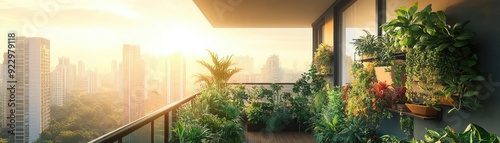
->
[341,0,377,85]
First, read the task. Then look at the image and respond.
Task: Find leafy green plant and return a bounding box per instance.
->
[381,2,484,111]
[231,85,248,110]
[245,101,272,124]
[314,86,347,143]
[173,122,212,143]
[292,65,327,124]
[313,43,333,75]
[380,123,500,143]
[195,50,242,89]
[174,86,244,143]
[265,108,292,132]
[399,115,414,137]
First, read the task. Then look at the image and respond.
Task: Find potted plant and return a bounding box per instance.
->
[387,86,408,112]
[245,86,273,132]
[313,43,333,75]
[353,30,407,86]
[381,2,484,113]
[245,101,272,131]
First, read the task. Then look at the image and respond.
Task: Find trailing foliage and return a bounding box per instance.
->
[381,2,484,111]
[313,43,333,74]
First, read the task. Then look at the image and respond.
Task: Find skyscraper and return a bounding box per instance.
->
[166,51,186,104]
[122,44,145,124]
[50,57,76,106]
[87,69,98,94]
[261,54,283,83]
[231,55,256,83]
[15,37,51,143]
[0,53,7,129]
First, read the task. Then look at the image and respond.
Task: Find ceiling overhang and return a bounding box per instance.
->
[193,0,336,28]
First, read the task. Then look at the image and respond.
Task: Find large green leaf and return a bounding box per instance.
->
[436,11,446,22]
[463,90,479,97]
[453,41,467,47]
[456,32,475,40]
[471,75,485,81]
[421,4,432,13]
[396,9,406,17]
[409,3,418,16]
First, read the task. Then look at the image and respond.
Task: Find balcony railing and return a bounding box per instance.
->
[89,93,199,143]
[90,83,297,143]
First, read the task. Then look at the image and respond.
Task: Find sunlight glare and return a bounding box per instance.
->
[159,24,212,55]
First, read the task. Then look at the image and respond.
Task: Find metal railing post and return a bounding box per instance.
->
[164,113,169,143]
[151,121,154,143]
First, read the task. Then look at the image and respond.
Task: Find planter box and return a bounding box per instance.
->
[246,122,266,132]
[405,103,438,117]
[438,96,455,106]
[374,60,406,85]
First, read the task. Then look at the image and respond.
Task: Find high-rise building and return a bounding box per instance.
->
[0,53,6,129]
[77,60,88,92]
[166,52,185,104]
[261,54,283,83]
[50,57,76,106]
[87,69,98,94]
[111,60,118,91]
[15,37,51,143]
[230,55,256,83]
[78,60,86,79]
[234,55,254,73]
[122,44,145,124]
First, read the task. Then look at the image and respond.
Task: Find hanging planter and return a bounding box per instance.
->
[313,43,333,75]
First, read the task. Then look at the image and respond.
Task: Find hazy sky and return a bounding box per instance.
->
[0,0,312,73]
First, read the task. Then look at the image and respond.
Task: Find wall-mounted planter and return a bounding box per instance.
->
[405,103,439,117]
[438,96,455,107]
[374,60,406,85]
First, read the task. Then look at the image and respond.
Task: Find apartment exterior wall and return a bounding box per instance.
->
[317,0,500,139]
[14,37,50,143]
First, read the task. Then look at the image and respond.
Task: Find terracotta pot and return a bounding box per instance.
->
[439,96,455,106]
[405,103,438,116]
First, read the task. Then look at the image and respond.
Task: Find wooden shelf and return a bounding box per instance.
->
[359,52,407,63]
[316,73,333,76]
[386,108,441,121]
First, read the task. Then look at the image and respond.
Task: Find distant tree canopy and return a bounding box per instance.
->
[35,90,123,143]
[195,50,242,88]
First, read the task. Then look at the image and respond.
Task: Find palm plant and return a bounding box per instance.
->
[195,50,242,88]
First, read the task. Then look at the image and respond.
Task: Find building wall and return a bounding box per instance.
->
[321,0,500,139]
[122,44,145,124]
[261,54,283,83]
[166,52,186,104]
[397,0,500,138]
[15,37,51,143]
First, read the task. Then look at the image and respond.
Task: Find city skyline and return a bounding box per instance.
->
[0,0,312,73]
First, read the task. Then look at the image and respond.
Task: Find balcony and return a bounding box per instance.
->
[89,83,315,143]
